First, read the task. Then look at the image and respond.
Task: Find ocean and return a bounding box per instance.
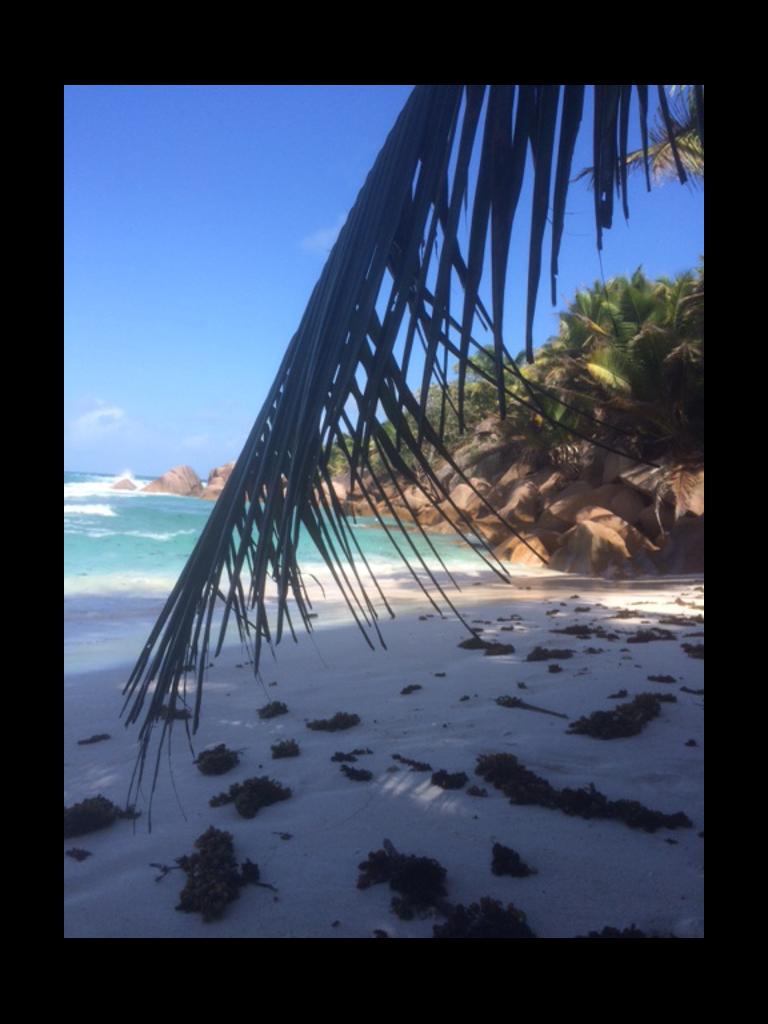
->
[64,470,488,675]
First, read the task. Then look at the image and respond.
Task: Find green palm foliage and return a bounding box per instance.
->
[577,86,704,190]
[528,267,704,460]
[120,85,703,813]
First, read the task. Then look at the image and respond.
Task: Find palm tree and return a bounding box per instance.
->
[576,86,704,190]
[120,84,704,813]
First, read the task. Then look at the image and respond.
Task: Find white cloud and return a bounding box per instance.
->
[70,402,126,440]
[300,214,347,254]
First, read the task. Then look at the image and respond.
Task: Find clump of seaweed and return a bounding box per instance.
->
[331,748,373,762]
[271,739,300,759]
[574,925,678,939]
[458,636,486,649]
[551,624,593,639]
[476,753,558,807]
[392,753,432,772]
[567,692,673,739]
[258,701,289,720]
[175,827,264,922]
[475,753,691,833]
[431,770,468,790]
[491,842,536,877]
[625,628,676,643]
[648,674,676,683]
[64,795,140,838]
[209,776,292,819]
[340,764,373,782]
[526,647,574,661]
[458,637,515,656]
[159,704,192,721]
[682,643,704,659]
[195,744,241,775]
[65,848,92,861]
[306,712,360,731]
[433,898,536,938]
[483,642,516,656]
[401,684,422,695]
[357,840,448,920]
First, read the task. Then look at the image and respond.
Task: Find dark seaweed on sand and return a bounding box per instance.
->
[682,643,704,659]
[526,647,574,661]
[625,628,676,643]
[433,898,536,938]
[209,776,292,818]
[566,692,675,739]
[340,764,373,782]
[430,769,468,790]
[271,739,300,758]
[258,701,289,719]
[77,734,111,746]
[195,744,240,775]
[175,826,264,922]
[458,637,515,656]
[392,753,432,772]
[65,848,93,861]
[475,753,692,832]
[357,842,448,920]
[64,795,140,838]
[306,712,360,731]
[574,925,678,939]
[491,843,536,877]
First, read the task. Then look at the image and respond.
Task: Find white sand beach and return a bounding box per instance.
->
[64,570,704,939]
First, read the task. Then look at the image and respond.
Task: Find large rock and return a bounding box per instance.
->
[445,480,489,518]
[111,478,137,491]
[496,480,542,524]
[527,467,571,501]
[494,531,552,567]
[548,520,631,576]
[653,515,704,574]
[537,483,616,531]
[484,461,536,506]
[601,452,641,485]
[200,461,236,501]
[635,503,676,542]
[142,465,204,498]
[606,485,648,525]
[574,506,658,557]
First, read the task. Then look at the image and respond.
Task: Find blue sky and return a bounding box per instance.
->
[64,85,703,478]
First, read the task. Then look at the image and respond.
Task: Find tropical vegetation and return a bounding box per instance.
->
[120,84,704,808]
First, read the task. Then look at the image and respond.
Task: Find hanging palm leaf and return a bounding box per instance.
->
[120,84,703,816]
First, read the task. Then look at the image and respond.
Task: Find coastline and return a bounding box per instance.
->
[64,570,704,939]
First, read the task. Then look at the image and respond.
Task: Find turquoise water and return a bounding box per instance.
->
[64,470,486,673]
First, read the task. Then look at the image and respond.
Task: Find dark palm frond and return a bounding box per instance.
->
[120,84,703,816]
[576,86,704,190]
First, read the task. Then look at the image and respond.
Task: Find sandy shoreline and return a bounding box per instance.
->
[64,570,704,938]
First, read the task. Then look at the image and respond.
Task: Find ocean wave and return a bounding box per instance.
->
[123,529,198,541]
[64,573,179,598]
[63,474,152,500]
[63,504,117,517]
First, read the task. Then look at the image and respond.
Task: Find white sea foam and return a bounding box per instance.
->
[63,473,153,500]
[64,573,179,598]
[63,504,117,517]
[123,529,198,541]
